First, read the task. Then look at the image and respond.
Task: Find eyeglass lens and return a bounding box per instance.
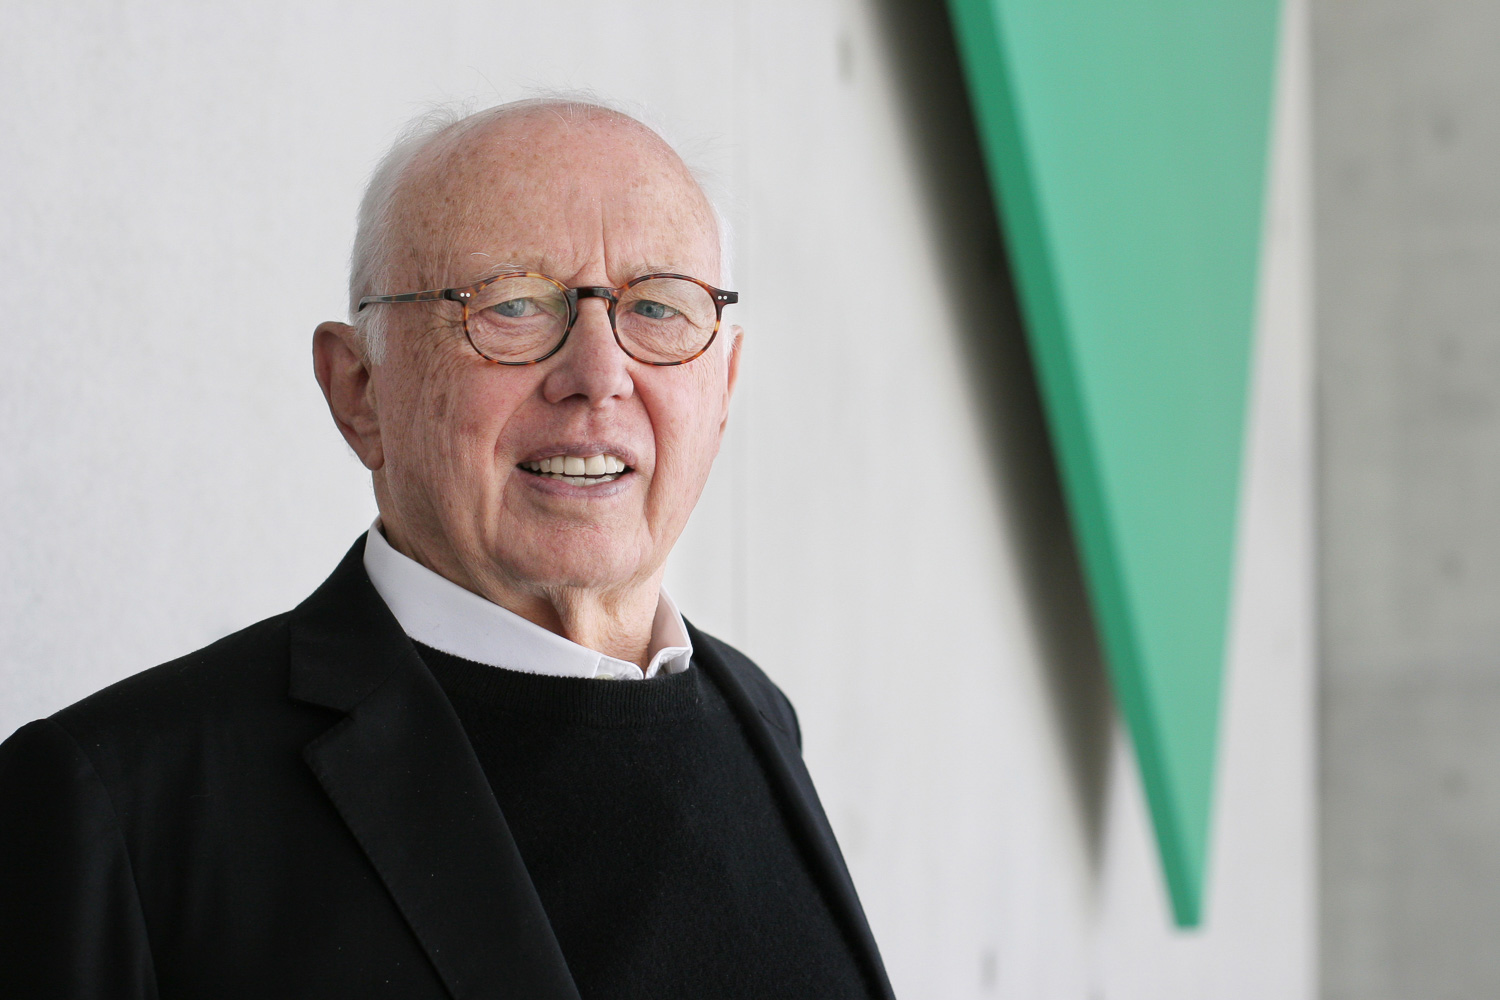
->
[464,275,719,364]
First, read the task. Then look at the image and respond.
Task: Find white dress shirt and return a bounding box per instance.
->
[362,522,692,681]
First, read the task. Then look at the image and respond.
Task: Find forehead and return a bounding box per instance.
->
[391,111,719,285]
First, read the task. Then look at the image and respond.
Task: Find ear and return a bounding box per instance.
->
[719,325,743,435]
[313,321,385,471]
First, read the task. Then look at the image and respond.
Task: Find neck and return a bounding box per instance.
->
[378,518,661,671]
[497,585,660,670]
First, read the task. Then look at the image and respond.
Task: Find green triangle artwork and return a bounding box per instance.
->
[946,0,1282,927]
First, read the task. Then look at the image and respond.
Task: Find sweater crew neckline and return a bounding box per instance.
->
[417,643,709,728]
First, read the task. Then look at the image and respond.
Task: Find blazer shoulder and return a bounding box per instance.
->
[686,623,802,750]
[49,610,302,749]
[37,536,384,776]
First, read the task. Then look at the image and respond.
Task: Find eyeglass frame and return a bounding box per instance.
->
[357,270,739,367]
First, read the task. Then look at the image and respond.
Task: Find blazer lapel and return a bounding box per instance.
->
[687,622,897,1000]
[289,539,580,1000]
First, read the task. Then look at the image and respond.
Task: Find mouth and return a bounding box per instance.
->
[517,452,633,487]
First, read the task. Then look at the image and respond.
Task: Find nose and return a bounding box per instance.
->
[539,296,635,407]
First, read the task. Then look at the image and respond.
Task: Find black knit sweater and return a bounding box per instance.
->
[418,643,874,999]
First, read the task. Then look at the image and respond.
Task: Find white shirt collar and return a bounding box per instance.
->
[362,521,692,681]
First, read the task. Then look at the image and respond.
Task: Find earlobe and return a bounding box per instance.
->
[312,321,385,471]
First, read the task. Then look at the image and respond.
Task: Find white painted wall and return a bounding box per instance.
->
[0,1,1313,996]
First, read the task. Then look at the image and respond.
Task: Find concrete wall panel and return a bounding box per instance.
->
[1316,1,1500,995]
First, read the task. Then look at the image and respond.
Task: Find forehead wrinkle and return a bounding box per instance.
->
[599,210,715,286]
[384,179,479,290]
[384,118,539,283]
[594,148,720,285]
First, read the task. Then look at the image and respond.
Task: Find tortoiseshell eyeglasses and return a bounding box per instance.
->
[357,271,738,366]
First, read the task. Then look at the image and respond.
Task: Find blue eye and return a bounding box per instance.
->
[631,299,678,321]
[492,297,535,318]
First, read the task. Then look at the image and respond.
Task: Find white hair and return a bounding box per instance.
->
[348,94,736,364]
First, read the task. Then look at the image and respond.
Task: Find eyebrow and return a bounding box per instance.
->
[632,262,683,278]
[464,255,532,282]
[463,255,690,285]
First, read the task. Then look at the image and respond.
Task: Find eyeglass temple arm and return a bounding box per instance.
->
[356,288,463,311]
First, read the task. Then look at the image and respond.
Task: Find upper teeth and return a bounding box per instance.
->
[521,454,628,476]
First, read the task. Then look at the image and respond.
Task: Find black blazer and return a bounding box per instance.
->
[0,538,894,1000]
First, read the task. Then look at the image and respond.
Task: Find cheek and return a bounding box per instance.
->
[646,367,728,490]
[382,351,526,489]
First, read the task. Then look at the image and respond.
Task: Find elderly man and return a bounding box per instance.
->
[0,100,893,999]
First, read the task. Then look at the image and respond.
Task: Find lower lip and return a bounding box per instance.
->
[516,467,636,498]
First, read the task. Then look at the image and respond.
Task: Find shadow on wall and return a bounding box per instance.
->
[869,0,1115,875]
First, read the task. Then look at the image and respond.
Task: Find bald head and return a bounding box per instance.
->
[349,99,731,362]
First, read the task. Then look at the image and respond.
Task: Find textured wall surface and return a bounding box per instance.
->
[1315,1,1500,996]
[0,1,1312,996]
